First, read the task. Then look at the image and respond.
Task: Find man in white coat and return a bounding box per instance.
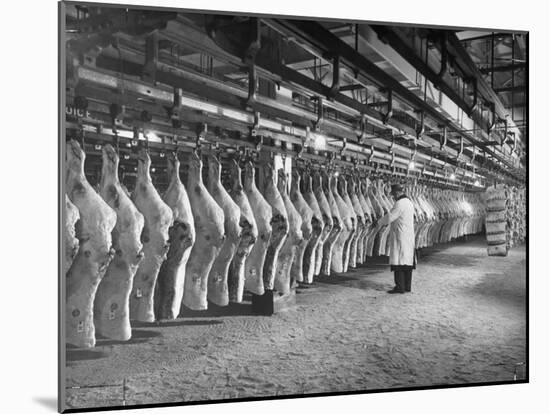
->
[379,184,416,294]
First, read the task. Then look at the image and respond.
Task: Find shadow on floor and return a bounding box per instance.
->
[178,301,257,318]
[94,329,162,347]
[314,274,359,285]
[465,272,526,309]
[66,348,108,362]
[150,319,225,328]
[32,396,57,412]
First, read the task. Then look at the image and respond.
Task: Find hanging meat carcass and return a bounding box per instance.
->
[337,175,358,272]
[301,170,326,283]
[227,159,258,302]
[344,175,365,270]
[354,176,373,265]
[66,140,117,348]
[365,179,389,258]
[206,154,242,306]
[130,148,174,322]
[242,161,271,296]
[153,152,195,320]
[331,174,354,273]
[274,170,303,294]
[376,181,394,256]
[182,151,225,310]
[289,169,314,284]
[262,163,289,290]
[356,177,376,263]
[94,144,145,340]
[319,171,342,275]
[65,194,80,276]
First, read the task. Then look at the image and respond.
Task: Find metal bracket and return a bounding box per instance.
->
[169,87,182,126]
[466,77,478,116]
[437,33,448,78]
[143,31,159,83]
[457,136,464,160]
[357,113,368,143]
[245,63,257,108]
[415,111,425,140]
[243,18,262,65]
[369,145,375,164]
[382,89,393,124]
[439,125,447,151]
[255,135,264,153]
[314,97,324,132]
[340,138,347,157]
[509,132,517,155]
[328,55,341,99]
[486,101,496,135]
[250,111,261,136]
[196,123,207,152]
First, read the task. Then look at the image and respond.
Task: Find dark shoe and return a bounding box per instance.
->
[387,287,405,294]
[404,272,412,292]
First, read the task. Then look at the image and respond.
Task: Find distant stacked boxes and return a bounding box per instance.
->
[506,186,526,248]
[484,184,508,256]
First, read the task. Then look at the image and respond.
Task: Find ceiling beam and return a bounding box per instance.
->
[494,85,525,93]
[266,19,523,181]
[479,63,525,74]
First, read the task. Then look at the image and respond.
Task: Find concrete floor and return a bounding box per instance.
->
[65,235,527,410]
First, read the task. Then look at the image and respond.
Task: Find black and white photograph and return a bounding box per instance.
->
[59,1,529,412]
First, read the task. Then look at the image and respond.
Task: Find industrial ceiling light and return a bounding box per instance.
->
[408,160,415,169]
[474,179,480,187]
[450,173,456,180]
[334,171,340,177]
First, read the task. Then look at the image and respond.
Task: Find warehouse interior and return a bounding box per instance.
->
[61,3,527,410]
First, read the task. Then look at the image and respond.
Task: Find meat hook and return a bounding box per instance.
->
[314,97,324,132]
[440,125,447,151]
[340,138,347,157]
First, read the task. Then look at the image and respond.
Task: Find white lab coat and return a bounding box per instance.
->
[379,196,416,266]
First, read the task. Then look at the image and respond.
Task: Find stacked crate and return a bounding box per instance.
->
[484,184,508,256]
[506,186,526,248]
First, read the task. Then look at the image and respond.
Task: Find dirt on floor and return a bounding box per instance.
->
[64,235,527,410]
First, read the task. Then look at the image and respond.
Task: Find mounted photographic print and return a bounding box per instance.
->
[59,1,528,412]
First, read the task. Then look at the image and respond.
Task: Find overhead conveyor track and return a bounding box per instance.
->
[69,64,485,188]
[261,19,524,182]
[65,10,525,189]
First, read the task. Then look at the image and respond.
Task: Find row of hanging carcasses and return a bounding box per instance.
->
[64,139,486,348]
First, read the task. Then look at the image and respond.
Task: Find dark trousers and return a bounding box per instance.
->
[394,270,413,292]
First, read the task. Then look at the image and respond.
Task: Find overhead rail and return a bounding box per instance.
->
[262,19,524,181]
[83,40,515,184]
[68,63,488,188]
